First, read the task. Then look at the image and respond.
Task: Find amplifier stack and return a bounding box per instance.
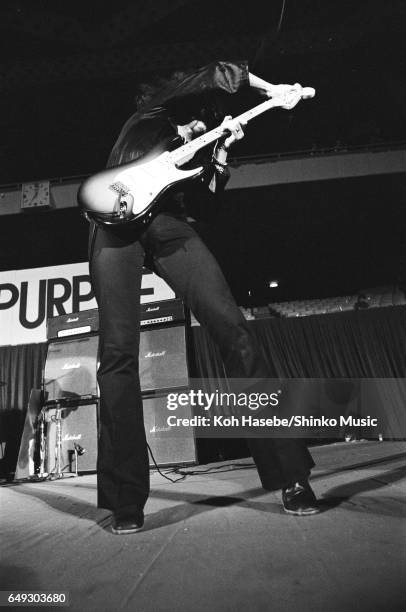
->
[39,298,196,476]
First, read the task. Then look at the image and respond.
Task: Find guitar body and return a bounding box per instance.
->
[77,151,203,226]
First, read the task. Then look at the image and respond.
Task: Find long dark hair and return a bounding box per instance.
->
[134,70,188,109]
[134,69,224,129]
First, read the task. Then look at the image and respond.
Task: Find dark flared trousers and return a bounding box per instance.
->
[89,213,314,514]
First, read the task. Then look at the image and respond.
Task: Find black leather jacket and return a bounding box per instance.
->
[107,60,249,167]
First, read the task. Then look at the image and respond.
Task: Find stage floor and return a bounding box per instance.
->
[1,441,406,612]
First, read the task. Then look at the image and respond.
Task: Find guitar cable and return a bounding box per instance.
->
[147,442,187,483]
[147,441,255,482]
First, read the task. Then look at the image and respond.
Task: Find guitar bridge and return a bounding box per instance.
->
[106,181,132,218]
[110,181,130,195]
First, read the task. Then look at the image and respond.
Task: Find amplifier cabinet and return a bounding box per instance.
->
[43,335,99,402]
[143,394,196,467]
[44,396,196,472]
[44,403,98,474]
[139,324,189,392]
[43,324,188,399]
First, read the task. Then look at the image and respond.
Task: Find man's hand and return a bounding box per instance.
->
[248,73,305,110]
[264,83,301,98]
[265,82,305,109]
[219,115,247,150]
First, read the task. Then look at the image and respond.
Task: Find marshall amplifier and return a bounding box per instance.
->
[43,326,188,399]
[139,324,189,392]
[140,299,185,327]
[47,309,99,339]
[44,403,98,473]
[44,300,187,400]
[46,300,184,339]
[143,395,196,466]
[43,335,99,402]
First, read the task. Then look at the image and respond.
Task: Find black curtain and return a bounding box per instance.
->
[0,342,47,476]
[192,306,405,379]
[191,306,406,459]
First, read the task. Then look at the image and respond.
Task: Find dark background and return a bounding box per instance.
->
[1,0,405,303]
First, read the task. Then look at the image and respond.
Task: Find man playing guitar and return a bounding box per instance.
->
[87,60,319,534]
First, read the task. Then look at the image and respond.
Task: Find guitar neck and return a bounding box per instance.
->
[168,97,283,164]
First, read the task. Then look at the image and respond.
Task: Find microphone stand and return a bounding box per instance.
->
[74,446,79,477]
[38,408,48,478]
[47,402,64,480]
[55,405,63,478]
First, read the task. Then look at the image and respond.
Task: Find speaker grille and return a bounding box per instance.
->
[45,403,98,473]
[143,395,196,466]
[44,336,99,401]
[139,325,188,392]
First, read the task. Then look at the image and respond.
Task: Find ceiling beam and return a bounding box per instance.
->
[1,147,404,216]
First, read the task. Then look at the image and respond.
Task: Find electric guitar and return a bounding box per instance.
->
[77,85,315,226]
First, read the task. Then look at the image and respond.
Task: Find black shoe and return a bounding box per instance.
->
[282,481,319,516]
[111,511,144,535]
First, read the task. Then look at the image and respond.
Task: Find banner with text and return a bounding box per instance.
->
[0,263,175,346]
